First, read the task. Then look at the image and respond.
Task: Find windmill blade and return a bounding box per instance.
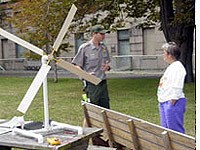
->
[53,4,77,52]
[56,59,101,85]
[17,64,51,114]
[0,28,44,56]
[53,5,101,84]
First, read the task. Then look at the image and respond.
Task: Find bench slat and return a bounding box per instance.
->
[101,110,115,147]
[127,119,141,149]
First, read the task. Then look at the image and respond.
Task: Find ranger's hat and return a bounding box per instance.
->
[90,24,110,34]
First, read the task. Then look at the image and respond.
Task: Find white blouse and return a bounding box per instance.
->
[157,61,186,102]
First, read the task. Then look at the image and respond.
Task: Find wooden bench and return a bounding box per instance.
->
[82,101,195,150]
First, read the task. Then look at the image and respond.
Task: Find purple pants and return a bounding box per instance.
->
[159,98,186,133]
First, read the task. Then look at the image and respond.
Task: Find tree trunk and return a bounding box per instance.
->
[53,61,58,83]
[52,51,58,83]
[162,26,194,83]
[164,26,194,83]
[179,26,194,83]
[45,32,58,83]
[159,0,194,82]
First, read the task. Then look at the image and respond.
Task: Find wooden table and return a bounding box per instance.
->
[0,127,103,150]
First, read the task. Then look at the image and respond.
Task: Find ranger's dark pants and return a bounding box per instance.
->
[85,80,110,109]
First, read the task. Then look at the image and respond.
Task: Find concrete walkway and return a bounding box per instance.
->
[0,69,163,78]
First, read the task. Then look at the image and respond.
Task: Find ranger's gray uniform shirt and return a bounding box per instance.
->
[72,40,110,80]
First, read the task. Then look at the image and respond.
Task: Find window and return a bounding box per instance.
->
[117,29,130,55]
[15,44,25,58]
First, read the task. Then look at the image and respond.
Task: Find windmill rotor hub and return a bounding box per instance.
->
[41,55,48,64]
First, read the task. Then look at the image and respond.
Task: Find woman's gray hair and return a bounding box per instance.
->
[162,42,181,60]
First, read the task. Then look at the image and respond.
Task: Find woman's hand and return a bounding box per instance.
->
[170,99,177,105]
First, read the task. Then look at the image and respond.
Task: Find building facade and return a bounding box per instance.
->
[0,1,195,71]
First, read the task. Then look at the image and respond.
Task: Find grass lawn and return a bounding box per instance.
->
[0,76,195,137]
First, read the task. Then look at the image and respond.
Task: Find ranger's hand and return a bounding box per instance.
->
[101,60,110,72]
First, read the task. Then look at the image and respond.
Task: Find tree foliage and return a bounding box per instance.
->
[0,2,9,27]
[7,0,75,58]
[0,8,6,26]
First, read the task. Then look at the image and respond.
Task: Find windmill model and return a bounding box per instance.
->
[0,4,101,143]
